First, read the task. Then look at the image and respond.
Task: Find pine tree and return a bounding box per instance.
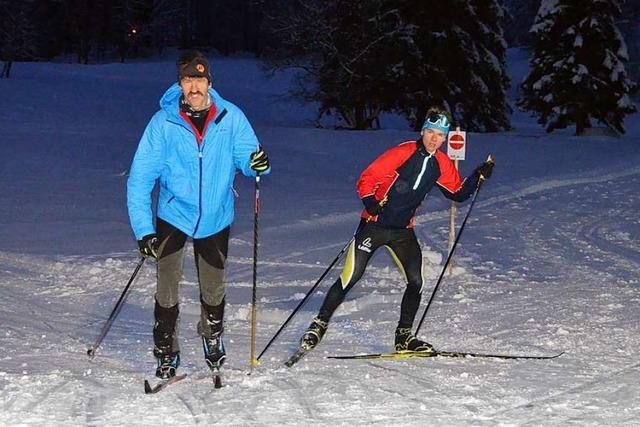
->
[618,0,640,83]
[263,0,511,131]
[147,0,187,55]
[263,0,411,129]
[0,0,38,78]
[518,0,636,135]
[464,0,512,131]
[395,0,511,132]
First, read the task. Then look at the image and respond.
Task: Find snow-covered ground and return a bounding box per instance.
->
[0,49,639,426]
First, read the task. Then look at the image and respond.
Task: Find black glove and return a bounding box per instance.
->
[138,234,158,259]
[250,148,269,172]
[475,161,494,179]
[362,195,385,216]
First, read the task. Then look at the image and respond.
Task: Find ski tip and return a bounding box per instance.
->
[284,347,309,367]
[144,380,153,394]
[284,357,301,367]
[284,358,296,367]
[214,375,223,389]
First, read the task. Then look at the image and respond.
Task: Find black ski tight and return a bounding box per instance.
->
[317,221,423,328]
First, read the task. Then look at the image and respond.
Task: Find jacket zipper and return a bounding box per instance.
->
[179,108,214,237]
[192,146,204,236]
[176,106,226,237]
[412,153,432,190]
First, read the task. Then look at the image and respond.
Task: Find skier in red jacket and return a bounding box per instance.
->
[300,106,494,353]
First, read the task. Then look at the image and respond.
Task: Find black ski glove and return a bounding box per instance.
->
[138,234,158,259]
[362,195,385,216]
[250,148,269,172]
[475,160,494,180]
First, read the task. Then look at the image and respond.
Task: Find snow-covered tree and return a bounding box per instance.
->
[395,0,511,131]
[263,0,511,131]
[463,0,512,131]
[263,0,411,129]
[618,0,640,83]
[518,0,636,135]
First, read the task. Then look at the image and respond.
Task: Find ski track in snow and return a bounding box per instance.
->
[0,166,639,425]
[2,168,639,425]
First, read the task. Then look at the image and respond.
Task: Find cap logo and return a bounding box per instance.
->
[196,63,205,73]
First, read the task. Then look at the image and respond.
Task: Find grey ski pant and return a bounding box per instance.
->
[153,217,229,354]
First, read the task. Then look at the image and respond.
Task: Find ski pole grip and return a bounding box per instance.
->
[478,154,494,182]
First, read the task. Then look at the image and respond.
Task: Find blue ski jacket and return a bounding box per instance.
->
[127,83,269,239]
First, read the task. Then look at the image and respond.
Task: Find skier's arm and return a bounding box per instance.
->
[231,107,270,177]
[127,113,166,240]
[437,157,493,202]
[357,144,413,199]
[435,150,477,202]
[438,174,479,202]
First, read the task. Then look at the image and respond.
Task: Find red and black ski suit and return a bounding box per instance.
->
[317,140,480,329]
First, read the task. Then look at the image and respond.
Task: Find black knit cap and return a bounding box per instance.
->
[177,49,211,82]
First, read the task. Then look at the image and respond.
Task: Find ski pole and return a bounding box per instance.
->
[256,197,386,361]
[414,155,493,336]
[249,175,260,372]
[256,236,354,361]
[87,257,146,359]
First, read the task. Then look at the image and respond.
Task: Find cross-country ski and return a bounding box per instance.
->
[327,350,565,361]
[144,374,188,395]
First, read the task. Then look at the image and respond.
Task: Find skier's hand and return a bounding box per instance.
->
[138,234,158,259]
[250,147,269,173]
[474,160,494,180]
[362,195,386,216]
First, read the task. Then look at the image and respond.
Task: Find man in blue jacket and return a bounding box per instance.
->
[127,50,270,379]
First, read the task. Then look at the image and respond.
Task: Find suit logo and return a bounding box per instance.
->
[357,237,372,253]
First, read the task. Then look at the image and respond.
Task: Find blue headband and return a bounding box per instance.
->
[421,113,450,134]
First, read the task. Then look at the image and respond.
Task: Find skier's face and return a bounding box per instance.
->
[421,128,446,153]
[180,76,211,110]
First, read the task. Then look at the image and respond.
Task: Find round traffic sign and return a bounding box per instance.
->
[449,134,464,150]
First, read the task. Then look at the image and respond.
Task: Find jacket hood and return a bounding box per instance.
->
[159,83,225,119]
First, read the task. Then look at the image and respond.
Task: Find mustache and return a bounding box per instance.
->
[188,91,204,97]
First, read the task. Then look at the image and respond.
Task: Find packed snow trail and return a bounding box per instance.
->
[1,168,639,425]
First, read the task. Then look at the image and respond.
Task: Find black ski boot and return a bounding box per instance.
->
[153,300,181,378]
[202,334,226,369]
[394,327,435,353]
[199,299,226,369]
[155,353,180,379]
[301,317,329,350]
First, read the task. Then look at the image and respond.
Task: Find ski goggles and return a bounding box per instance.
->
[421,112,451,134]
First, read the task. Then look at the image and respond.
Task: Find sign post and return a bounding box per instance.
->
[446,128,466,275]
